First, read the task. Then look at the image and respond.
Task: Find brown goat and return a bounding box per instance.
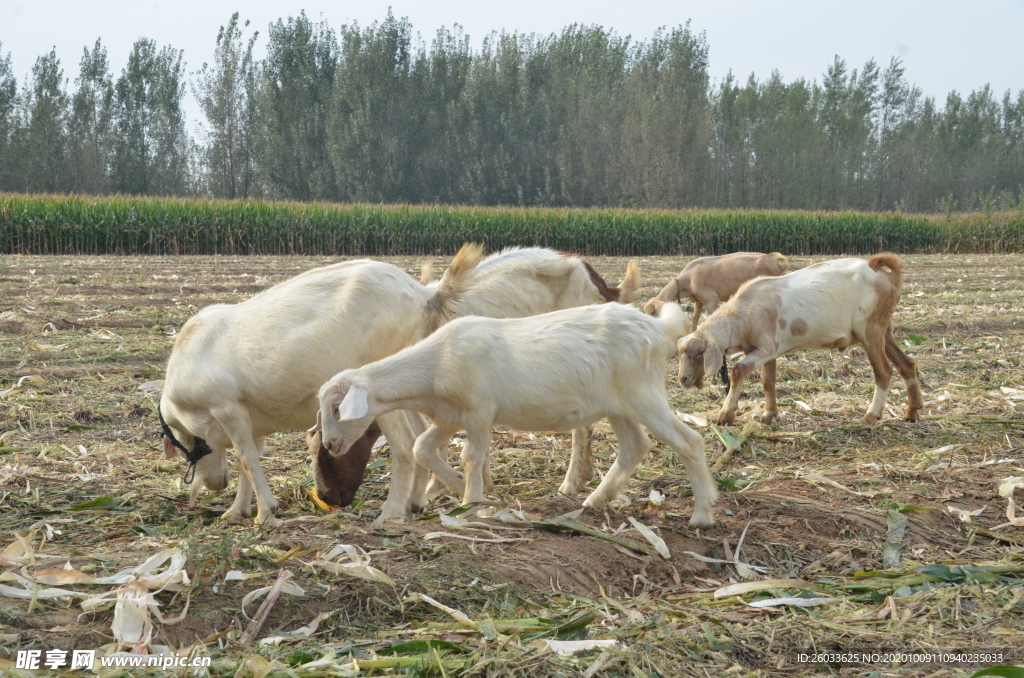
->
[645,252,789,332]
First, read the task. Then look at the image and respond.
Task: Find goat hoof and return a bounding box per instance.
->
[716,411,736,426]
[557,481,579,496]
[862,413,880,425]
[754,411,777,426]
[374,503,413,526]
[688,511,715,528]
[254,513,281,528]
[218,507,249,523]
[904,409,920,422]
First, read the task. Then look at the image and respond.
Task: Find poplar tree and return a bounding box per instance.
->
[194,13,258,198]
[25,49,70,192]
[0,42,18,190]
[257,12,337,201]
[69,40,114,194]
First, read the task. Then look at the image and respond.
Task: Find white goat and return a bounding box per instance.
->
[676,254,924,426]
[644,252,789,331]
[160,246,482,526]
[318,302,717,527]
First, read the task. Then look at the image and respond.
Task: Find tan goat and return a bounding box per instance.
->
[644,252,789,331]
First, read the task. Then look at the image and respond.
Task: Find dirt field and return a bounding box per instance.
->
[1,253,1023,677]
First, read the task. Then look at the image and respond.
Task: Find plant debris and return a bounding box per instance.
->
[1,253,1024,675]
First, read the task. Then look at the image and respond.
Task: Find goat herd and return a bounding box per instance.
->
[157,246,922,529]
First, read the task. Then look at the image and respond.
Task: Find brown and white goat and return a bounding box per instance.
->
[644,252,789,331]
[676,254,923,426]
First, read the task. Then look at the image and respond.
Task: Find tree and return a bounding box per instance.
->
[69,39,114,194]
[256,12,337,200]
[25,49,70,192]
[194,13,258,198]
[0,42,19,190]
[110,38,191,195]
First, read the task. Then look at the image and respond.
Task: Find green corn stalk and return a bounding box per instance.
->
[0,193,1021,255]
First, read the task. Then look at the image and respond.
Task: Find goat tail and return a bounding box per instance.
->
[768,252,789,272]
[423,243,484,335]
[868,252,904,290]
[615,260,642,303]
[656,300,688,339]
[419,260,436,285]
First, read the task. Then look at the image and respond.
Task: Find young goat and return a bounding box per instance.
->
[644,252,789,331]
[676,254,923,426]
[318,302,717,527]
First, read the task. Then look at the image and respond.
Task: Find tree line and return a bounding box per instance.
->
[1,12,1022,211]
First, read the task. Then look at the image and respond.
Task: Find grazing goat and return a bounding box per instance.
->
[160,245,482,526]
[676,254,923,426]
[319,302,717,526]
[644,252,789,331]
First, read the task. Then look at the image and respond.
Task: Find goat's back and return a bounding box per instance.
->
[455,248,611,317]
[404,304,674,429]
[681,252,787,299]
[723,257,898,348]
[165,260,432,433]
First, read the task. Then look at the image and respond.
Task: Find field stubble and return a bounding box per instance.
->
[0,253,1023,677]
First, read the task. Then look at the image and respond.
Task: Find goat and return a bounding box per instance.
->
[318,302,717,526]
[676,254,923,426]
[645,252,788,393]
[159,244,483,526]
[644,252,789,332]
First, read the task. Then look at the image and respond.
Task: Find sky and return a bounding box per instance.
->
[2,0,1023,128]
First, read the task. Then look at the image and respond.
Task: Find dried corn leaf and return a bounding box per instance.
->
[409,592,475,627]
[241,579,305,621]
[111,581,155,650]
[424,531,527,543]
[683,552,769,573]
[627,517,670,560]
[310,543,395,585]
[747,597,839,608]
[714,579,814,599]
[0,531,36,566]
[259,611,333,646]
[27,343,67,352]
[998,477,1024,498]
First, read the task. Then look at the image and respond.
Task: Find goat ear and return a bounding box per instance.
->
[307,409,322,436]
[337,384,370,421]
[703,342,724,377]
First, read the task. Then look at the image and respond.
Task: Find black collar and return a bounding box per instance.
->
[158,400,213,485]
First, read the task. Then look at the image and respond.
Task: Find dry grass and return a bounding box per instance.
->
[1,253,1023,677]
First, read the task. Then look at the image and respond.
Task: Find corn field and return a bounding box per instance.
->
[1,193,1023,256]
